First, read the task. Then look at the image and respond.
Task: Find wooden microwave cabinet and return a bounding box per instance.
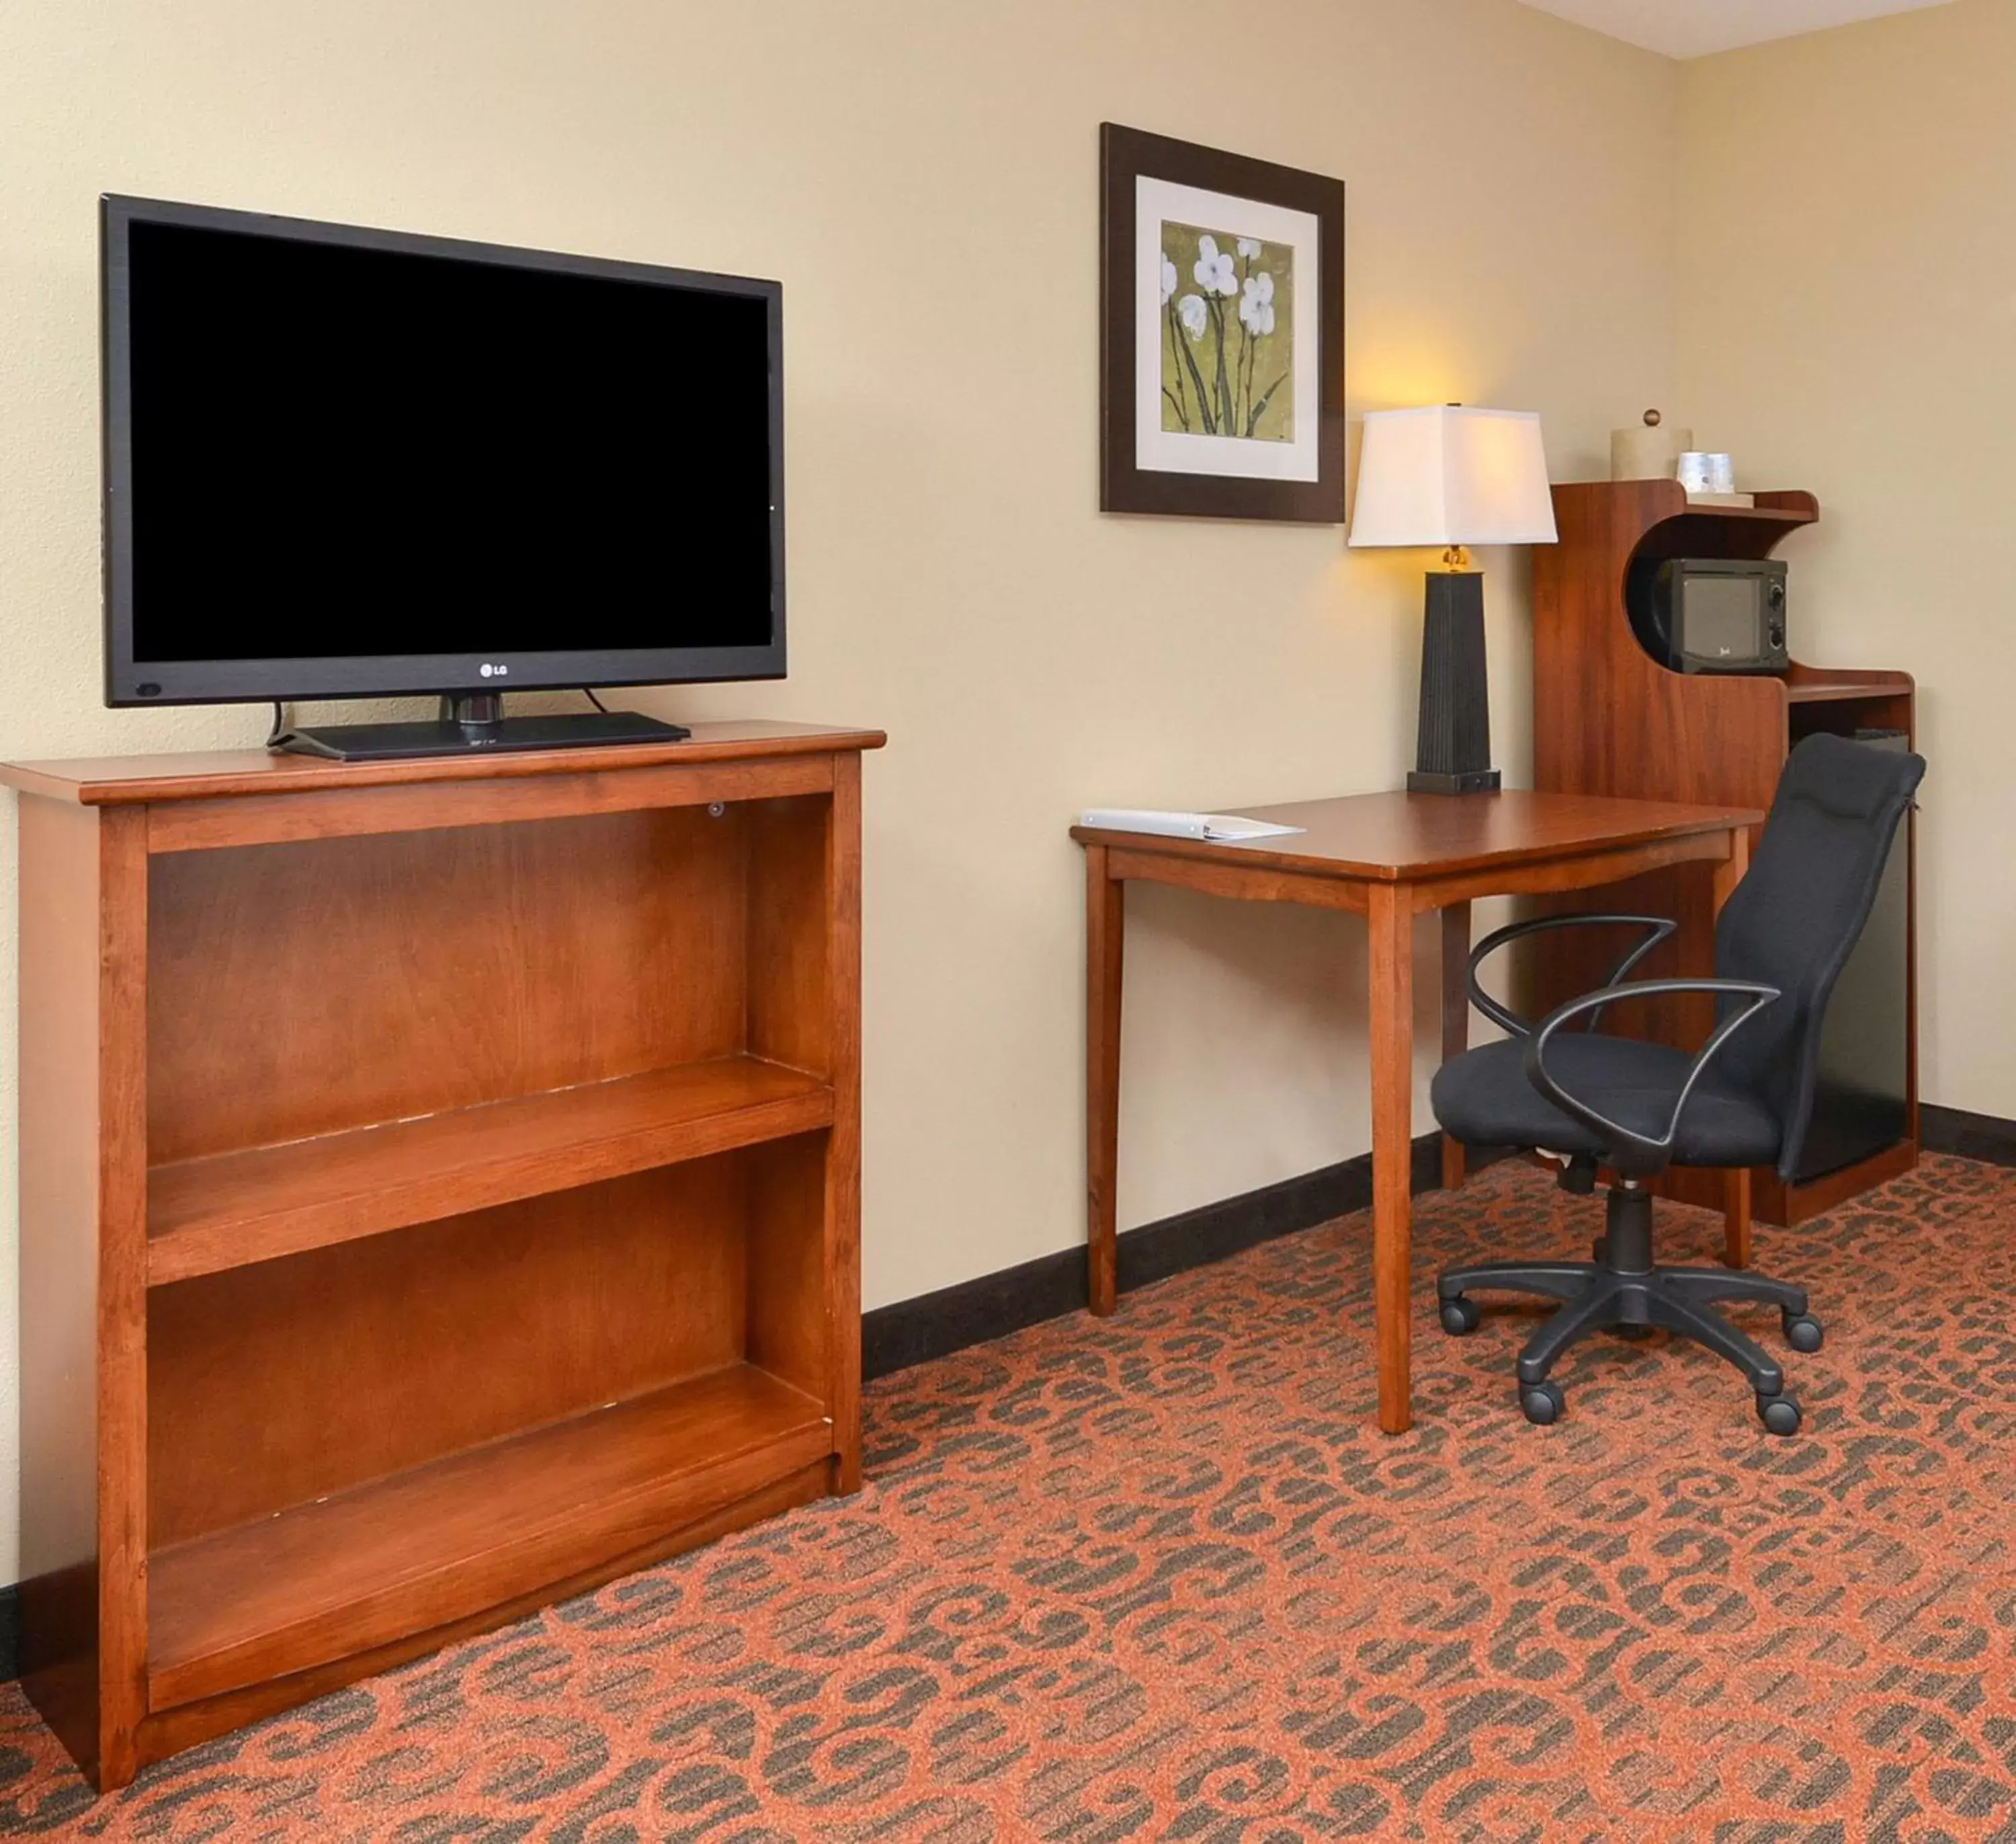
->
[3,719,882,1791]
[1527,480,1916,1232]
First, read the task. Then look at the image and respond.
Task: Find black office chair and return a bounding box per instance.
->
[1431,733,1923,1435]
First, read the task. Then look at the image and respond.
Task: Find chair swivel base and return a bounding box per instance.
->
[1435,1181,1822,1436]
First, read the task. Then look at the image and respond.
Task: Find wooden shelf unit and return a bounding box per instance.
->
[5,719,884,1791]
[1527,479,1915,1228]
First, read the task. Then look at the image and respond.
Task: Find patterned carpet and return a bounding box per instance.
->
[3,1153,2014,1841]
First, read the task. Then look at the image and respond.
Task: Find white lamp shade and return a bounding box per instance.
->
[1348,406,1558,548]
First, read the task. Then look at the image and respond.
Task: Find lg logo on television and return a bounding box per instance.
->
[478,662,509,678]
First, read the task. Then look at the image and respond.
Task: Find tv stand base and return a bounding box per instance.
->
[271,699,691,761]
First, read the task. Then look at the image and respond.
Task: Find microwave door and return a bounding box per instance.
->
[1683,575,1761,665]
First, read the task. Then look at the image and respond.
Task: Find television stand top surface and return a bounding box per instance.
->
[0,718,887,805]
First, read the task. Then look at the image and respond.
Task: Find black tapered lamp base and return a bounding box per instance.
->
[1407,766,1501,795]
[1408,569,1498,795]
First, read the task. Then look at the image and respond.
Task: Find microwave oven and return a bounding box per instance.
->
[1626,556,1789,675]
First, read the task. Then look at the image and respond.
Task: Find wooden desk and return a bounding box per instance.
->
[1072,790,1761,1435]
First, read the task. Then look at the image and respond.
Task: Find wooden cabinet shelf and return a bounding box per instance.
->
[1619,488,1820,567]
[1673,499,1817,525]
[5,720,881,1790]
[1781,669,1915,704]
[149,1054,835,1286]
[148,1363,830,1709]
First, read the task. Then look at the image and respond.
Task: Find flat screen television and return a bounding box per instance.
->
[100,195,784,759]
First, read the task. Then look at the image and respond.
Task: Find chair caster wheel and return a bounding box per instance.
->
[1520,1380,1565,1425]
[1783,1311,1824,1353]
[1614,1323,1654,1341]
[1757,1392,1802,1436]
[1439,1296,1480,1336]
[1592,1237,1607,1263]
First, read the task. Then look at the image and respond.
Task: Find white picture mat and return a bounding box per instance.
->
[1134,175,1321,483]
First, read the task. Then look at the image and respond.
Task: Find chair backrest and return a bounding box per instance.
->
[1714,730,1925,1179]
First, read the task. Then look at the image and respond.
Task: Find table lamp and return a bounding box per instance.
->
[1349,405,1557,794]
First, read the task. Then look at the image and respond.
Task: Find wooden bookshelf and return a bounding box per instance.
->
[5,719,883,1791]
[1526,479,1915,1235]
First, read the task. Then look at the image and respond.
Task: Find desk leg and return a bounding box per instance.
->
[1368,883,1414,1435]
[1439,902,1470,1191]
[1713,827,1754,1270]
[1086,847,1124,1316]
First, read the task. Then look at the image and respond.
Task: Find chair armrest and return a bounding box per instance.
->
[1521,977,1781,1178]
[1466,913,1677,1039]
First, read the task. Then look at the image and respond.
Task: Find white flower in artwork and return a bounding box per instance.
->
[1236,237,1262,259]
[1239,269,1276,337]
[1161,253,1178,304]
[1193,234,1237,296]
[1177,293,1208,339]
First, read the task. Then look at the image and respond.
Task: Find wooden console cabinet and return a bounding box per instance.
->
[1527,479,1916,1234]
[5,718,882,1790]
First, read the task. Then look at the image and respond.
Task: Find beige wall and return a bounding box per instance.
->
[0,0,1679,1577]
[1676,0,2016,1124]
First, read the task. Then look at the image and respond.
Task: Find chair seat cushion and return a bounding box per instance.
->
[1431,1032,1781,1169]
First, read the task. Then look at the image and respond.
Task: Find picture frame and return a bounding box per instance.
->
[1100,122,1345,523]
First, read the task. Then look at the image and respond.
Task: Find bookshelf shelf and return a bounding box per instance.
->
[149,1363,830,1708]
[149,1054,833,1285]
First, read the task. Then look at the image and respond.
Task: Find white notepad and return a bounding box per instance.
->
[1080,808,1304,842]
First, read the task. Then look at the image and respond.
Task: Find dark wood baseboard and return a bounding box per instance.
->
[864,1133,1504,1382]
[1922,1103,2016,1169]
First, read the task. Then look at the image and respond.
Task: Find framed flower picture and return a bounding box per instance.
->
[1099,124,1345,522]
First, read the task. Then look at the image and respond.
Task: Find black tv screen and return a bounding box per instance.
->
[101,196,784,706]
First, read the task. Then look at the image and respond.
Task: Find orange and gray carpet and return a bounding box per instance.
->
[4,1154,2014,1841]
